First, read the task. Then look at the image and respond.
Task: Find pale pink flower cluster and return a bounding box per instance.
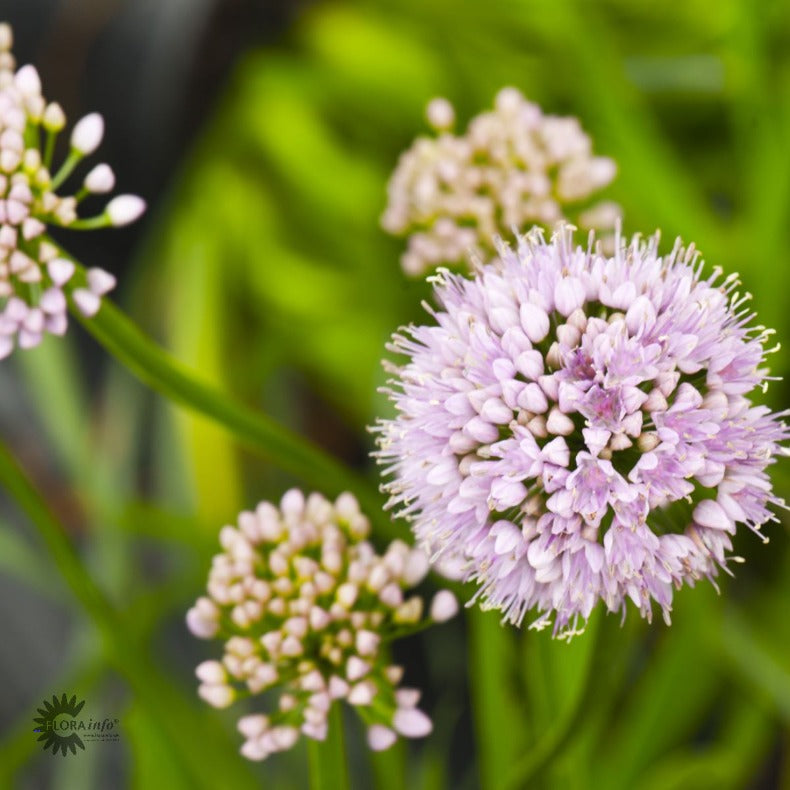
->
[187,489,458,761]
[0,23,145,357]
[376,227,787,637]
[382,87,619,276]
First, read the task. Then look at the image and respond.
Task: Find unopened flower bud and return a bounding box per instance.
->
[198,683,235,709]
[368,724,397,751]
[71,112,104,154]
[84,163,115,193]
[42,102,65,132]
[393,707,432,737]
[429,590,459,622]
[105,194,146,226]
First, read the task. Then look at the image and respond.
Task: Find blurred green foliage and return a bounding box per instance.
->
[2,0,790,787]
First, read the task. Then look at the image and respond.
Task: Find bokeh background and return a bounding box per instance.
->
[1,0,789,788]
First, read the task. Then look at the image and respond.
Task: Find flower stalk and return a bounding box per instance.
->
[72,294,393,536]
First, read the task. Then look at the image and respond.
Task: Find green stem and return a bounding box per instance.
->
[468,610,524,790]
[43,129,57,170]
[308,704,350,790]
[66,215,112,230]
[50,149,82,190]
[73,296,391,533]
[504,612,613,789]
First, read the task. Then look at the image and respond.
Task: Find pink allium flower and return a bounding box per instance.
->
[376,228,788,637]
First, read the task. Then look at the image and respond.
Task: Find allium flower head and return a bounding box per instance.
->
[0,23,145,357]
[376,227,788,637]
[187,489,457,761]
[382,87,620,277]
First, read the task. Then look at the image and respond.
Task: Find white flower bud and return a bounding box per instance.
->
[304,706,327,726]
[355,630,380,656]
[430,590,459,622]
[105,194,146,226]
[240,739,269,761]
[87,267,116,296]
[284,616,308,639]
[238,714,269,739]
[280,488,305,518]
[301,721,328,741]
[41,102,66,132]
[71,113,104,154]
[347,680,376,706]
[231,606,251,629]
[402,548,430,586]
[300,670,325,692]
[309,606,331,631]
[384,665,404,685]
[336,628,353,647]
[47,258,75,287]
[280,635,303,657]
[637,432,660,453]
[39,288,66,315]
[186,606,218,638]
[426,97,455,131]
[195,660,226,684]
[19,329,42,350]
[368,725,397,751]
[83,163,115,193]
[328,676,349,699]
[334,492,360,520]
[395,688,421,709]
[609,432,632,451]
[278,693,297,712]
[271,726,299,751]
[379,583,403,608]
[346,656,370,682]
[393,707,432,738]
[309,692,331,713]
[15,65,41,97]
[322,548,343,575]
[198,683,235,709]
[394,597,423,623]
[22,217,45,240]
[0,23,12,51]
[269,551,289,577]
[546,408,574,436]
[367,563,389,592]
[336,582,358,608]
[72,288,101,317]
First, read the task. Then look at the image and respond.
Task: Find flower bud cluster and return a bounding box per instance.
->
[382,87,620,277]
[187,489,458,761]
[0,23,145,357]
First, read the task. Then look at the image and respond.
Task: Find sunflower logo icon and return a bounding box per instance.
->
[32,694,86,756]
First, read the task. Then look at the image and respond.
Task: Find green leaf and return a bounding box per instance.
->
[468,610,525,790]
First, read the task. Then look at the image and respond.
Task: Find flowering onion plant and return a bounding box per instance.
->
[1,9,787,790]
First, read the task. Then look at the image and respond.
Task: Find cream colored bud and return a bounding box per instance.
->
[42,102,66,132]
[394,597,423,624]
[198,683,234,709]
[336,583,358,608]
